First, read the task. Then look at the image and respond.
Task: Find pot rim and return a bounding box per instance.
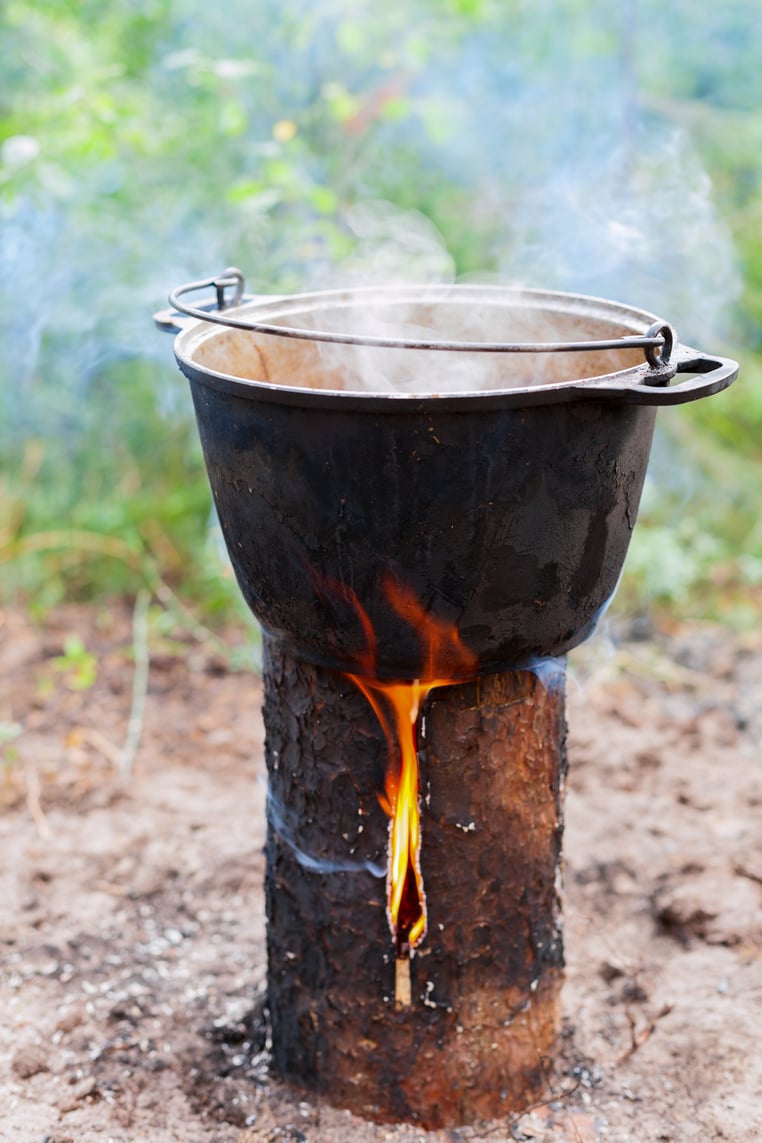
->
[170,283,737,410]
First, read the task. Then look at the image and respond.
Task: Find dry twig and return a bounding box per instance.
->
[80,727,123,769]
[24,766,51,840]
[733,862,762,887]
[119,588,151,780]
[617,1003,674,1063]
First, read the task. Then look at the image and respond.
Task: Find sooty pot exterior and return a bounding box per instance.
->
[187,378,656,678]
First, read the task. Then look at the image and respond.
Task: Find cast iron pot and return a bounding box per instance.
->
[157,272,737,679]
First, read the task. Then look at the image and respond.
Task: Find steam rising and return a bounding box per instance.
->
[337,200,455,286]
[504,129,739,344]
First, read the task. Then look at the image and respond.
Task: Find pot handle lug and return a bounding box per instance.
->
[153,307,196,334]
[634,349,738,405]
[591,347,738,406]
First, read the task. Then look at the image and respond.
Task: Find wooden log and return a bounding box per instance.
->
[262,635,567,1128]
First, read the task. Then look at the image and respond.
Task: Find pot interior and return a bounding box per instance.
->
[182,287,653,396]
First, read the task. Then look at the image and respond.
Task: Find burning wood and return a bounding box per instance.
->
[263,625,566,1127]
[341,575,477,980]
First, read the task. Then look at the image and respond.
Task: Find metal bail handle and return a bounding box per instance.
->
[164,269,674,367]
[212,267,245,311]
[155,268,247,334]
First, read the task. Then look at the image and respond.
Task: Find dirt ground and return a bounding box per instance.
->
[1,602,760,1143]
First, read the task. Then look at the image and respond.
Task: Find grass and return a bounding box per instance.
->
[0,373,261,671]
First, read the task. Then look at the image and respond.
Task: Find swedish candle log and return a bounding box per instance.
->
[263,636,566,1128]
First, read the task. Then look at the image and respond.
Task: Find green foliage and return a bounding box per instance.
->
[615,343,762,619]
[1,0,761,625]
[0,722,22,772]
[52,635,97,691]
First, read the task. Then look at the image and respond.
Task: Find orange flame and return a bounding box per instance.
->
[344,576,477,955]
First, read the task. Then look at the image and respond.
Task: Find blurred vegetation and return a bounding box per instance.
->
[1,0,761,640]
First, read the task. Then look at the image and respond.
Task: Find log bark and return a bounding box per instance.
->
[263,635,567,1128]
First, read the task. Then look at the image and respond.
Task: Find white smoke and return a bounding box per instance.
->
[267,789,385,878]
[502,128,740,345]
[334,199,455,286]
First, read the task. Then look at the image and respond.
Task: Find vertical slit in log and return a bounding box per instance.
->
[263,635,567,1128]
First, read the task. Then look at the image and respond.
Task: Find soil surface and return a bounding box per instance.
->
[1,603,760,1142]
